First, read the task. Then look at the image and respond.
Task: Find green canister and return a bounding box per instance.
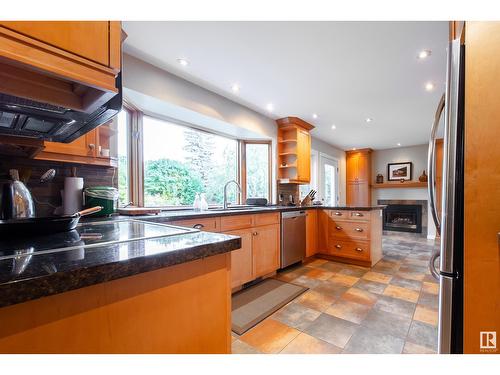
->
[83,186,119,216]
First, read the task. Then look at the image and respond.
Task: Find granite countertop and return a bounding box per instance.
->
[100,205,386,223]
[0,226,240,308]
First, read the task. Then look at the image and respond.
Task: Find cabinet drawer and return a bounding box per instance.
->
[329,210,350,221]
[329,220,369,240]
[172,217,220,232]
[327,239,370,261]
[220,214,253,231]
[348,210,371,221]
[253,212,280,227]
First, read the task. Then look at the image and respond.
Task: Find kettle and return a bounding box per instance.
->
[1,169,35,219]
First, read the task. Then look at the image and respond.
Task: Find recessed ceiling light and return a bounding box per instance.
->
[231,83,240,93]
[266,103,274,112]
[331,125,336,130]
[397,143,401,146]
[425,82,435,91]
[365,118,373,123]
[312,113,318,119]
[418,49,432,60]
[177,58,189,66]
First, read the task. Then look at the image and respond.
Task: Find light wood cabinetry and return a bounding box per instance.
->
[252,224,281,278]
[0,21,121,113]
[220,212,280,289]
[346,149,372,206]
[276,117,314,183]
[171,217,221,232]
[463,21,500,354]
[34,122,117,167]
[0,253,232,353]
[306,209,318,257]
[317,209,382,267]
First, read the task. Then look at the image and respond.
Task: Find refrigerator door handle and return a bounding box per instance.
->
[429,249,441,280]
[427,93,445,234]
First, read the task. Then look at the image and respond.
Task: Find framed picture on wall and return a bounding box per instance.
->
[387,162,413,181]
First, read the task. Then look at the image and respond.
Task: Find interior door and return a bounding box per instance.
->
[319,154,339,206]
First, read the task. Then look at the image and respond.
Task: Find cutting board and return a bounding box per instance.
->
[117,207,161,216]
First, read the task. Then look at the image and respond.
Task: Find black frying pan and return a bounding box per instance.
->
[0,206,103,237]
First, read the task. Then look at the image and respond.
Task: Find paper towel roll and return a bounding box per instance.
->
[63,177,84,215]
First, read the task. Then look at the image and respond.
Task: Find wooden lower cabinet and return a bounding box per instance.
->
[227,229,254,288]
[317,209,382,267]
[306,209,318,257]
[253,224,280,278]
[220,213,280,290]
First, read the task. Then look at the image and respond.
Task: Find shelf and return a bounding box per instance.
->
[279,139,297,144]
[279,164,297,169]
[279,152,297,156]
[371,181,427,189]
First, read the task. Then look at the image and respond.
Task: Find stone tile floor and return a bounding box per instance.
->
[232,232,439,354]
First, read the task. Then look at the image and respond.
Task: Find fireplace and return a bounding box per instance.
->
[383,204,422,233]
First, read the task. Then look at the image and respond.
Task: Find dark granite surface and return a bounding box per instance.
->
[0,227,240,308]
[98,205,385,223]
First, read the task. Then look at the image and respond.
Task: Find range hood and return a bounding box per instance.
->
[0,74,122,143]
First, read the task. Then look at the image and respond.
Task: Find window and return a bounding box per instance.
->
[117,109,131,206]
[244,142,270,201]
[142,116,238,207]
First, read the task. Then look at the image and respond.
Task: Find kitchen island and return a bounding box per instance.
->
[0,219,240,353]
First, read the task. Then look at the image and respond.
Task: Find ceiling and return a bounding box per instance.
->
[123,21,448,150]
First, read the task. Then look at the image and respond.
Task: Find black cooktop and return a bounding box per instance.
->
[0,219,196,260]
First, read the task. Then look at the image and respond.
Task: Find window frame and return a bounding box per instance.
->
[118,110,271,209]
[240,140,272,203]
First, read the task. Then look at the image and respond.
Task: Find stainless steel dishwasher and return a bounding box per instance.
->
[280,210,306,268]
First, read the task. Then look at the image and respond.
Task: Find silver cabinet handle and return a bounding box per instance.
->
[334,212,343,216]
[427,93,445,234]
[193,224,204,229]
[88,143,96,150]
[354,228,364,232]
[252,231,258,236]
[354,212,363,217]
[335,226,342,230]
[335,244,342,249]
[429,250,441,280]
[355,247,363,252]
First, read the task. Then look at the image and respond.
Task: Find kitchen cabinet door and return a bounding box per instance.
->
[317,210,330,253]
[296,129,311,182]
[42,130,97,158]
[306,210,318,257]
[346,153,359,182]
[0,21,111,66]
[253,224,280,278]
[227,229,254,289]
[356,152,370,182]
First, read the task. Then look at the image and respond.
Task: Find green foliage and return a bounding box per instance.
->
[144,158,203,206]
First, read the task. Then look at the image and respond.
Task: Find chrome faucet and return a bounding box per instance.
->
[223,180,242,210]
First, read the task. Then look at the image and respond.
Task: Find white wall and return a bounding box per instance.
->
[122,53,278,201]
[311,137,347,205]
[371,144,436,239]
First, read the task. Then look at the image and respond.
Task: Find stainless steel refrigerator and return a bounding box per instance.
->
[428,37,465,354]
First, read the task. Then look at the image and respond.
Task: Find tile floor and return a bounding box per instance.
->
[231,232,440,354]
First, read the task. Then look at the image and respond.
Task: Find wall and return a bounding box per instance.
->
[311,137,347,205]
[0,158,116,217]
[122,53,279,202]
[371,144,436,238]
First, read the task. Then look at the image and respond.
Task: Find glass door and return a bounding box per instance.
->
[319,154,339,206]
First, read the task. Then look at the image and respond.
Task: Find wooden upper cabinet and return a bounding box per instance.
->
[346,148,372,206]
[276,117,314,184]
[0,21,121,113]
[0,22,111,67]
